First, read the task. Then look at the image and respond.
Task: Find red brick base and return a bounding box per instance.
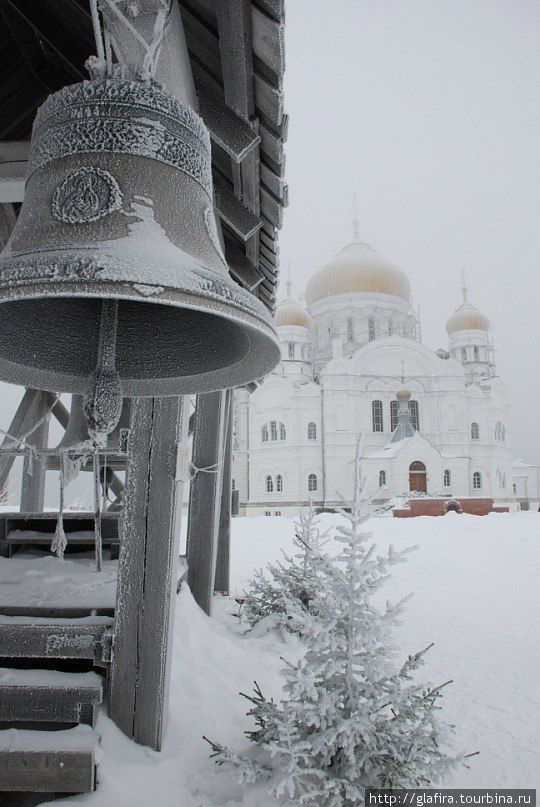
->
[393,497,509,518]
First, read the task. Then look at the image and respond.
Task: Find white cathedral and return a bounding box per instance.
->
[232,225,539,515]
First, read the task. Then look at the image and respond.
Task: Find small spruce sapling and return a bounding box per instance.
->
[207,436,473,805]
[241,502,333,636]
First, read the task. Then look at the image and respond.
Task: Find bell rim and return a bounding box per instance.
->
[0,280,280,396]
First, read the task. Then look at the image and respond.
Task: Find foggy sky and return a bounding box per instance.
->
[279,0,540,463]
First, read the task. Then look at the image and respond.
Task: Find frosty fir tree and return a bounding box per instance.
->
[242,503,333,637]
[207,437,471,805]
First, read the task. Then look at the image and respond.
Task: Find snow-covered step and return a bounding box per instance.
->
[0,668,103,728]
[0,615,113,662]
[0,725,99,793]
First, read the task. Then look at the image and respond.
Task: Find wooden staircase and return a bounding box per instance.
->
[0,618,109,799]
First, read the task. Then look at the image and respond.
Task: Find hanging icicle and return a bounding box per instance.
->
[51,454,68,559]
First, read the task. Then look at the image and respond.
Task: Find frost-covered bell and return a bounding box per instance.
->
[0,80,280,396]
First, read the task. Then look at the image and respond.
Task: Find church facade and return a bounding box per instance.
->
[232,229,540,515]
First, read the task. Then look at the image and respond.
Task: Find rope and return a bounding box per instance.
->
[189,460,222,481]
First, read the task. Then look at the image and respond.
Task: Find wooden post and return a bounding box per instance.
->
[214,389,233,595]
[186,389,228,614]
[20,391,53,512]
[109,395,186,751]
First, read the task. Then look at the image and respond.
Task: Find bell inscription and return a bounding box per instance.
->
[52,166,123,224]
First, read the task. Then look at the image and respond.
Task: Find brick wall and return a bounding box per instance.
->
[393,498,509,518]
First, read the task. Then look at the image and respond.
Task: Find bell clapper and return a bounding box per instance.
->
[83,298,123,572]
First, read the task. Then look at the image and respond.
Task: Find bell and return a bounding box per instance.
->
[0,79,280,397]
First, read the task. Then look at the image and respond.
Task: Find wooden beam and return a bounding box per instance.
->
[186,389,228,614]
[197,84,261,162]
[0,389,40,492]
[20,391,53,512]
[215,0,255,122]
[214,389,233,595]
[109,396,186,751]
[213,171,261,240]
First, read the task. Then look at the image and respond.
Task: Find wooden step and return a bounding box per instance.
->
[0,668,103,728]
[0,615,113,662]
[0,725,99,793]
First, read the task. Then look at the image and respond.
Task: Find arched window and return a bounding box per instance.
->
[308,473,318,492]
[473,471,482,490]
[390,400,399,432]
[461,347,467,362]
[276,474,283,492]
[308,422,317,440]
[288,342,295,359]
[346,318,354,342]
[471,422,479,440]
[368,316,376,341]
[261,424,268,443]
[409,400,420,431]
[232,479,236,490]
[372,400,384,432]
[270,421,278,441]
[279,422,286,440]
[501,424,506,442]
[379,469,386,488]
[443,469,451,487]
[473,345,480,362]
[266,475,273,492]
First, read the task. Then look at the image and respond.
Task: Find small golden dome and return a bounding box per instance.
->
[446,289,489,335]
[305,239,411,306]
[275,298,310,328]
[396,388,411,400]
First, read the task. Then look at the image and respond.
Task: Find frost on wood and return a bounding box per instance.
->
[209,438,471,804]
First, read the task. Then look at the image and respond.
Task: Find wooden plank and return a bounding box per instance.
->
[0,617,112,661]
[251,5,284,78]
[213,171,261,240]
[259,121,284,164]
[198,84,260,162]
[254,72,283,126]
[214,390,233,594]
[109,396,186,751]
[260,160,286,201]
[225,238,265,291]
[0,672,103,727]
[0,726,98,793]
[215,0,255,122]
[253,0,285,23]
[186,390,228,614]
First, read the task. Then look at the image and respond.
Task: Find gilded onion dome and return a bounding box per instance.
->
[275,297,311,328]
[446,287,489,335]
[305,226,411,306]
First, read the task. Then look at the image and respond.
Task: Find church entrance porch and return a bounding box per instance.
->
[409,461,427,493]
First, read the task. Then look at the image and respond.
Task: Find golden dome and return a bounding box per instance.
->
[275,298,310,328]
[305,239,411,306]
[396,388,411,400]
[446,289,489,335]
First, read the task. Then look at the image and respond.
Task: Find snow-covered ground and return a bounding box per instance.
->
[47,511,539,805]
